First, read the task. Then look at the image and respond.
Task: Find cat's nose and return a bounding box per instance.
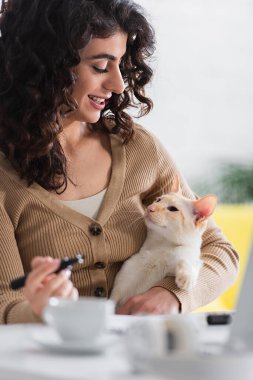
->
[147,205,155,213]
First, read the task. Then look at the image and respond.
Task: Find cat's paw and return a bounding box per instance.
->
[175,264,197,290]
[176,272,194,290]
[110,289,123,305]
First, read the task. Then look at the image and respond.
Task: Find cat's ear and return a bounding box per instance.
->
[193,195,217,224]
[170,175,182,194]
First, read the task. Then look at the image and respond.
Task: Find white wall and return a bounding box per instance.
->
[136,0,253,181]
[1,0,252,182]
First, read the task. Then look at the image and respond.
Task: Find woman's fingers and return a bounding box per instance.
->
[41,270,71,298]
[47,272,79,299]
[23,257,78,318]
[70,287,79,301]
[50,272,74,298]
[26,259,61,290]
[57,281,73,298]
[24,269,76,317]
[31,256,55,269]
[116,287,180,315]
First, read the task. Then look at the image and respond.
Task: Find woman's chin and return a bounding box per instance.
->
[82,116,101,124]
[88,114,101,123]
[73,110,101,124]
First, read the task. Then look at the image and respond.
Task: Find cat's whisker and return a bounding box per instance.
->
[122,212,145,219]
[126,215,145,227]
[122,210,145,216]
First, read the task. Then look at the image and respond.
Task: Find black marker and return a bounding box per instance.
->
[10,254,84,290]
[206,313,232,325]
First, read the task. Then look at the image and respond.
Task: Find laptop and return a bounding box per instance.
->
[197,241,253,354]
[225,240,253,353]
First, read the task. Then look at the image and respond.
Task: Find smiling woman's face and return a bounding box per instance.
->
[66,31,127,125]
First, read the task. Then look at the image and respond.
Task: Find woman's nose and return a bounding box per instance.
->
[104,67,125,94]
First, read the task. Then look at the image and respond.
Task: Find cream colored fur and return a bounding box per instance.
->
[110,185,217,306]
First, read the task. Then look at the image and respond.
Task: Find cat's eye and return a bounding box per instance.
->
[167,206,179,212]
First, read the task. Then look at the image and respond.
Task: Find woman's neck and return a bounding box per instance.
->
[53,122,112,201]
[59,121,91,153]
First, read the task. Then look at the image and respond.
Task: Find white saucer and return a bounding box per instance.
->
[32,329,118,354]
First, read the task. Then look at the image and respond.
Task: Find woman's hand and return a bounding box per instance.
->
[23,256,79,318]
[116,287,180,315]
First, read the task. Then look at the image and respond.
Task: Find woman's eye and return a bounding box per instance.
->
[167,206,179,212]
[93,66,108,74]
[156,198,161,202]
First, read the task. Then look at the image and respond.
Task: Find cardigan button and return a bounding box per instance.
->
[94,287,105,297]
[94,262,106,269]
[89,224,102,236]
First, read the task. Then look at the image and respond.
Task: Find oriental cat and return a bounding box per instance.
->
[110,177,217,306]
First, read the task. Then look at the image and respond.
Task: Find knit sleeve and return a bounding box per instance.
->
[143,131,239,312]
[0,205,41,323]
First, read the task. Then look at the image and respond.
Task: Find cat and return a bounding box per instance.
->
[110,177,217,306]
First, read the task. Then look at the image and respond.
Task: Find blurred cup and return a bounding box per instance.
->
[125,315,198,365]
[43,297,115,342]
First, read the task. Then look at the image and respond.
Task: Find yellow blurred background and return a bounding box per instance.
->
[196,204,253,312]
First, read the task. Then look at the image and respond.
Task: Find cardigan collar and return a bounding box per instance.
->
[0,133,126,230]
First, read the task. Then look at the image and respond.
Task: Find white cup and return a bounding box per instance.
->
[125,315,198,365]
[43,297,115,342]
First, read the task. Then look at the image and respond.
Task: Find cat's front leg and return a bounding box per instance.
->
[110,257,143,306]
[110,249,156,306]
[175,259,202,290]
[110,285,125,306]
[110,276,133,306]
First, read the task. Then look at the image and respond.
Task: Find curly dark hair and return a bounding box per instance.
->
[0,0,155,192]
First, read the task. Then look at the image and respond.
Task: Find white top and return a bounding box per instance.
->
[61,188,107,219]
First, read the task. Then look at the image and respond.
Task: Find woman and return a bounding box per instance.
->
[0,0,238,323]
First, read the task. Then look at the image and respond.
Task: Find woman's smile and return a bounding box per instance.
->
[88,95,110,110]
[66,32,127,125]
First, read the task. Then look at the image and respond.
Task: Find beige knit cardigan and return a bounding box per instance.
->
[0,125,239,323]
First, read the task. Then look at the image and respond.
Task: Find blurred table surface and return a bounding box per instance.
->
[0,314,231,380]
